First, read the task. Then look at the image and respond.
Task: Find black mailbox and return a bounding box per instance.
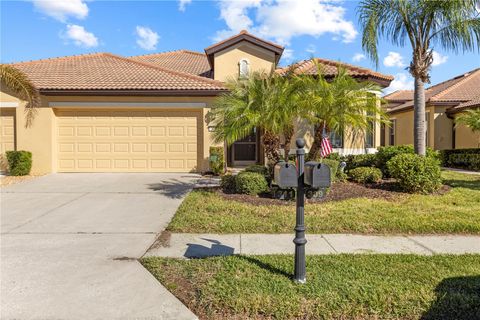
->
[304,162,331,188]
[274,162,298,188]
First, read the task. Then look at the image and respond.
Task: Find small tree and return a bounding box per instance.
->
[210,71,299,164]
[0,64,40,127]
[358,0,480,155]
[295,65,387,160]
[455,108,480,147]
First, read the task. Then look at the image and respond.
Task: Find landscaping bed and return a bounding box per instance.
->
[167,171,480,234]
[141,254,480,320]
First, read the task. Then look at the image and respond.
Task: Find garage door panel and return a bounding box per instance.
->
[56,109,199,172]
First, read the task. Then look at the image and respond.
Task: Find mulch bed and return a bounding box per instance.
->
[215,180,451,206]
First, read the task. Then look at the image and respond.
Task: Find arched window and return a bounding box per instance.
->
[239,59,250,78]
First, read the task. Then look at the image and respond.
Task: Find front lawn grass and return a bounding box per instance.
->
[168,171,480,234]
[141,254,480,320]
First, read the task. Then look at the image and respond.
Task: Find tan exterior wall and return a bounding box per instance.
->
[213,41,276,82]
[0,92,218,173]
[433,106,453,150]
[455,123,480,148]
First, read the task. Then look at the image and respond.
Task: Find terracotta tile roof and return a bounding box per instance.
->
[11,52,226,93]
[276,58,394,86]
[383,90,413,101]
[386,68,480,113]
[449,95,480,113]
[130,50,212,78]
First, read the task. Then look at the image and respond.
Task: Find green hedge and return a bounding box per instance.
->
[349,167,382,184]
[6,150,32,176]
[440,148,480,171]
[344,154,377,171]
[209,147,225,175]
[376,145,438,177]
[220,174,237,193]
[387,153,442,194]
[245,164,271,183]
[235,172,269,195]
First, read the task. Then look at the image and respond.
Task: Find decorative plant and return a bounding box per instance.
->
[358,0,480,155]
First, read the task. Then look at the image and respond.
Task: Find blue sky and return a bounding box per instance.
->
[1,0,479,94]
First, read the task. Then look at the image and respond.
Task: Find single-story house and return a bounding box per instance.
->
[0,31,392,174]
[384,68,480,150]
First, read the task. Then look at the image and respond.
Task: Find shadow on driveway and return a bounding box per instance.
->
[147,178,196,199]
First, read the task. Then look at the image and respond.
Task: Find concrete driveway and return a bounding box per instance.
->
[1,173,199,320]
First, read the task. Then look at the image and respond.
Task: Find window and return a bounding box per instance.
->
[365,119,375,148]
[380,123,386,146]
[329,130,343,148]
[425,112,430,147]
[239,59,249,78]
[389,120,396,145]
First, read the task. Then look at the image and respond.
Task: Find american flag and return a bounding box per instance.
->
[320,132,333,158]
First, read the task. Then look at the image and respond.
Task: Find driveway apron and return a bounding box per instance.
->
[1,173,198,320]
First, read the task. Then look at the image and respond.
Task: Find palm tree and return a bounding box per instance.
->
[295,65,386,161]
[0,64,40,127]
[455,108,480,147]
[209,71,299,164]
[358,0,480,155]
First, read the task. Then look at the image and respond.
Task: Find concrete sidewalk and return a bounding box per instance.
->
[443,167,480,175]
[145,233,480,258]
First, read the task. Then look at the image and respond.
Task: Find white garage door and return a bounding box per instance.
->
[56,109,200,172]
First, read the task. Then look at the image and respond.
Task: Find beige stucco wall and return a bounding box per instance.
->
[387,105,436,148]
[433,105,453,150]
[213,41,276,82]
[455,123,480,148]
[0,92,218,173]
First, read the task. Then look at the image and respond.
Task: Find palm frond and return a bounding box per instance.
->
[0,64,40,127]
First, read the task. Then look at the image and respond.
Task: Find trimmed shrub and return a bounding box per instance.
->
[209,147,225,175]
[325,152,342,162]
[220,174,236,193]
[387,154,442,194]
[235,171,269,195]
[440,148,480,171]
[318,158,339,182]
[345,154,377,171]
[349,167,382,184]
[6,150,32,176]
[245,164,271,183]
[376,145,438,177]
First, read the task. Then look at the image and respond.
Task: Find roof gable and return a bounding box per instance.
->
[204,30,284,67]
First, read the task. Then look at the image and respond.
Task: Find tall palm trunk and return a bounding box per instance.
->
[413,77,426,156]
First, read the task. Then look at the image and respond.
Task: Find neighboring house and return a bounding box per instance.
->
[0,31,392,174]
[384,68,480,150]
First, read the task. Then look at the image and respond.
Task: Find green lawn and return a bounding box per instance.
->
[168,171,480,234]
[141,254,480,320]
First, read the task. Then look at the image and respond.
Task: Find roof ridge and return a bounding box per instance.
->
[10,52,107,65]
[204,30,284,52]
[430,68,480,101]
[130,49,205,58]
[313,57,394,80]
[103,53,224,87]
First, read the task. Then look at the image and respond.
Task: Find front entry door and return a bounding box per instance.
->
[232,129,257,166]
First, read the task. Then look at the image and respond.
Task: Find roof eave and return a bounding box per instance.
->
[40,89,228,96]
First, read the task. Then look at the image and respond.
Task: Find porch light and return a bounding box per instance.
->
[208,126,216,132]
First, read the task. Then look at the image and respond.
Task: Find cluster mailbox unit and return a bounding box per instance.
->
[273,138,331,284]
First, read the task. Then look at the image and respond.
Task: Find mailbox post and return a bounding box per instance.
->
[294,138,307,283]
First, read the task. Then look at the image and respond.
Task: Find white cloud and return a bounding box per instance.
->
[135,26,160,51]
[352,53,366,62]
[214,0,357,45]
[432,50,448,66]
[178,0,192,12]
[281,48,294,63]
[383,72,414,95]
[64,24,98,48]
[306,44,316,54]
[383,51,406,68]
[32,0,88,22]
